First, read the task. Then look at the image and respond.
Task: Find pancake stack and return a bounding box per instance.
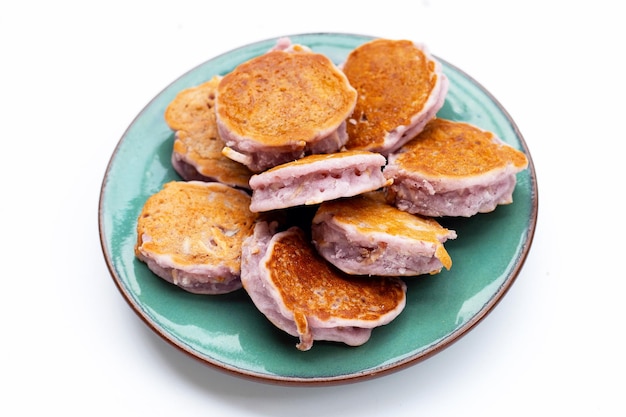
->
[134,36,529,350]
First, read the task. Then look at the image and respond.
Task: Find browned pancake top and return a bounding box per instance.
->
[266,228,406,323]
[316,193,453,269]
[135,181,258,270]
[217,49,357,147]
[342,39,439,150]
[394,119,529,178]
[165,76,221,132]
[261,149,377,173]
[164,76,252,188]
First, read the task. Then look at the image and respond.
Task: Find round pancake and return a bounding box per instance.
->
[164,76,252,189]
[135,181,258,293]
[264,227,406,344]
[312,193,455,275]
[390,118,529,180]
[342,39,446,154]
[216,47,357,148]
[384,118,529,217]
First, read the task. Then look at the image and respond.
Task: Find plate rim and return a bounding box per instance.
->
[98,32,538,386]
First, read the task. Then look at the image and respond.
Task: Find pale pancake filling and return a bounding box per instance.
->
[249,151,391,212]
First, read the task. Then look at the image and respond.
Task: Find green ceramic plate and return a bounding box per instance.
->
[99,33,538,385]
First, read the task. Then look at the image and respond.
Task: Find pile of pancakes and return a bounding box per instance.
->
[135,37,528,351]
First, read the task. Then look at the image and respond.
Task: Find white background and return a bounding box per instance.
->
[2,1,624,415]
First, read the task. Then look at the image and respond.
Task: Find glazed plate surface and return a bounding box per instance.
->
[99,33,538,385]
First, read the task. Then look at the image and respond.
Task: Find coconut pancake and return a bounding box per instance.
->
[384,118,529,217]
[241,222,407,351]
[248,150,392,212]
[312,192,456,276]
[164,76,253,189]
[216,39,358,172]
[135,181,258,294]
[342,38,448,155]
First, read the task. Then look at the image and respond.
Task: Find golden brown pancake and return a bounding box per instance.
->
[312,192,456,276]
[384,118,529,217]
[217,48,356,146]
[268,229,404,319]
[164,76,252,189]
[216,42,357,172]
[390,118,528,179]
[342,39,448,155]
[135,181,259,294]
[240,222,406,350]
